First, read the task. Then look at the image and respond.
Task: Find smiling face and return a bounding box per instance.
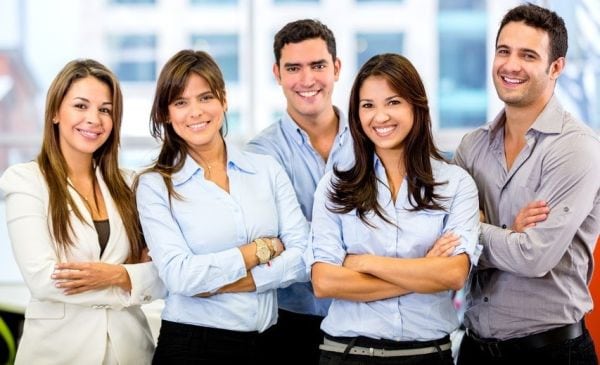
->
[168,72,226,154]
[55,76,113,161]
[273,37,340,124]
[493,21,564,110]
[358,76,414,156]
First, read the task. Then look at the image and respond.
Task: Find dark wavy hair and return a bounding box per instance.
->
[141,50,227,201]
[328,53,446,226]
[273,19,336,65]
[497,3,568,64]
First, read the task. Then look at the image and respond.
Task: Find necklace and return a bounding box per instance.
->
[69,174,98,216]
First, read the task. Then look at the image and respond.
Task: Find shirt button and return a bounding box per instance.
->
[501,224,507,229]
[484,297,489,302]
[563,207,569,212]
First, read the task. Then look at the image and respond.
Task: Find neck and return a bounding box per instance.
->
[376,147,405,176]
[189,138,227,168]
[289,106,339,139]
[64,151,95,181]
[504,93,553,138]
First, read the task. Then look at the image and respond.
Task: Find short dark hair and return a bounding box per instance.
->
[273,19,336,65]
[496,3,568,63]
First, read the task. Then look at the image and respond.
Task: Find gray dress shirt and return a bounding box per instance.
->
[453,95,600,340]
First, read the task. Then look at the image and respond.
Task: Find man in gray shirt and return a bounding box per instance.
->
[454,4,599,364]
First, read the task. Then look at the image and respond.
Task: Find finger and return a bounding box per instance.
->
[52,269,83,280]
[525,200,547,209]
[55,262,90,271]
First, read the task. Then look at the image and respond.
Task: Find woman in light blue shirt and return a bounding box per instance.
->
[136,50,309,364]
[310,53,480,365]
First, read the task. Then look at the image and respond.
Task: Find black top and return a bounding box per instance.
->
[93,219,110,256]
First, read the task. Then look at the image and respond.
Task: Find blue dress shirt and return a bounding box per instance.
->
[310,156,481,341]
[136,144,309,332]
[246,108,354,316]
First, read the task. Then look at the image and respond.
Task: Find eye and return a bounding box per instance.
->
[312,64,326,70]
[99,107,112,114]
[523,53,536,61]
[74,103,87,110]
[199,94,215,102]
[172,99,186,107]
[285,66,300,72]
[496,49,509,56]
[388,99,401,106]
[360,102,373,109]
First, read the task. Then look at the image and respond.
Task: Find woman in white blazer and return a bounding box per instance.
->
[0,59,165,365]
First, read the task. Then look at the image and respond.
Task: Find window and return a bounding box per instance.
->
[109,34,156,82]
[356,33,404,69]
[191,34,239,83]
[438,8,487,128]
[111,0,155,4]
[190,0,238,5]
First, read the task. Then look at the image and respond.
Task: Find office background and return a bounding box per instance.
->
[1,0,599,359]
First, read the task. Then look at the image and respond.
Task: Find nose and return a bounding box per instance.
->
[300,68,315,86]
[373,107,390,123]
[501,53,521,73]
[86,111,102,125]
[191,100,204,117]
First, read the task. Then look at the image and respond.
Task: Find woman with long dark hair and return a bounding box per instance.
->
[310,53,480,365]
[0,59,165,364]
[136,50,309,364]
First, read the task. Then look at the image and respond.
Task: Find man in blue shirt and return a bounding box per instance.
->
[247,19,354,364]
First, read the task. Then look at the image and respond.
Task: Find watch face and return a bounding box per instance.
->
[256,241,271,263]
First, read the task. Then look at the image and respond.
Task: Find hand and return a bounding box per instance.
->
[511,200,549,232]
[343,254,368,272]
[426,232,460,257]
[52,262,131,295]
[479,210,486,223]
[140,247,151,263]
[268,237,285,259]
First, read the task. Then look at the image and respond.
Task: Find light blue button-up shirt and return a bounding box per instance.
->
[310,156,480,341]
[246,108,354,316]
[136,144,309,332]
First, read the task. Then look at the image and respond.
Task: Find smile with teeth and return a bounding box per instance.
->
[76,128,102,138]
[374,125,396,136]
[298,90,319,98]
[188,121,209,131]
[501,75,525,85]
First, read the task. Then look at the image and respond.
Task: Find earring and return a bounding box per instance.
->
[52,119,59,124]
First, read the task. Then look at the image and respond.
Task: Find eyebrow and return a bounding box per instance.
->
[497,44,541,57]
[360,94,401,102]
[283,59,328,68]
[73,97,112,105]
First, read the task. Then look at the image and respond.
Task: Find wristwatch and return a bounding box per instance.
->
[255,238,272,264]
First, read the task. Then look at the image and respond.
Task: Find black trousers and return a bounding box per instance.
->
[152,320,273,365]
[260,309,324,365]
[457,325,598,365]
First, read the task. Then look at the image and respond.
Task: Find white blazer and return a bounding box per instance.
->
[0,162,166,365]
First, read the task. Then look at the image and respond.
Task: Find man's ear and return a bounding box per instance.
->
[273,63,282,84]
[333,57,341,82]
[549,57,565,80]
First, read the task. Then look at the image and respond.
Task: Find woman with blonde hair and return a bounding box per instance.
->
[0,59,165,364]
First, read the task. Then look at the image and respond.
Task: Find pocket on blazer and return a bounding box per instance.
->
[25,300,65,319]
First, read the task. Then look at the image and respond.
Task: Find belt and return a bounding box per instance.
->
[319,337,451,358]
[466,321,584,357]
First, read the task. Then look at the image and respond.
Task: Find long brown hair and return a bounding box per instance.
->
[142,50,227,201]
[328,53,446,225]
[38,59,144,262]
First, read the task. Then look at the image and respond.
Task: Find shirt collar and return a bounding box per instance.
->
[486,94,564,142]
[171,142,256,186]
